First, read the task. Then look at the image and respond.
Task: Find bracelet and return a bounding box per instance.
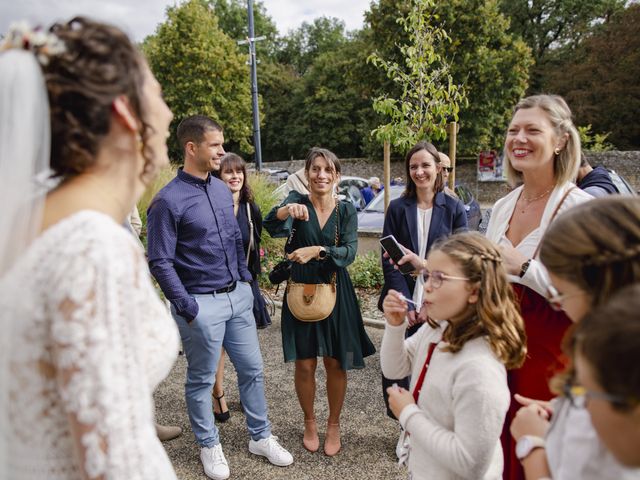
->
[409,259,428,278]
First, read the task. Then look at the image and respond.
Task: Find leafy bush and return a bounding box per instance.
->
[579,124,614,152]
[137,164,178,245]
[347,251,384,289]
[248,172,285,256]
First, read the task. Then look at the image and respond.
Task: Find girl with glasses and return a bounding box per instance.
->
[509,197,640,479]
[571,284,640,468]
[381,232,526,479]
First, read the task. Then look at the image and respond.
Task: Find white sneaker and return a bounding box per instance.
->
[248,434,294,466]
[200,444,230,480]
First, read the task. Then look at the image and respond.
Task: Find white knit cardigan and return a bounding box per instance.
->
[381,321,509,480]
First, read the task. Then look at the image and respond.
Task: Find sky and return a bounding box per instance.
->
[0,0,373,42]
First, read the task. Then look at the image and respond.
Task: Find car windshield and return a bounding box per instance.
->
[364,185,403,213]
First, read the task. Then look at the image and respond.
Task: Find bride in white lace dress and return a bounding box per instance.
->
[0,18,179,479]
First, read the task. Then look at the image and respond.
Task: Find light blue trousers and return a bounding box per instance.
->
[173,281,271,447]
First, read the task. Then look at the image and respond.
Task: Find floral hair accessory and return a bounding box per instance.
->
[0,21,66,65]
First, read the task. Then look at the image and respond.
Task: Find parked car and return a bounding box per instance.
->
[261,167,290,183]
[337,176,369,211]
[357,184,482,232]
[273,175,370,211]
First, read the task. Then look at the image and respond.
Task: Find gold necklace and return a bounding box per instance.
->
[519,187,552,213]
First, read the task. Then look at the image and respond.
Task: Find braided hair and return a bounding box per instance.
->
[540,196,640,308]
[429,232,527,369]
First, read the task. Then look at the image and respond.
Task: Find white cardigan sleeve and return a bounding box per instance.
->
[399,356,510,478]
[380,321,439,380]
[380,321,414,380]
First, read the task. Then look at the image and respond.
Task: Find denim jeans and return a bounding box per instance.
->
[173,281,271,447]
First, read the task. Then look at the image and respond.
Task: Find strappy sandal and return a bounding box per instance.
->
[213,391,230,423]
[324,422,341,456]
[303,418,319,453]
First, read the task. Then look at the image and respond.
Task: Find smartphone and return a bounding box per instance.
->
[380,235,415,274]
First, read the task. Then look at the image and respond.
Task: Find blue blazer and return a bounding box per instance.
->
[378,191,468,310]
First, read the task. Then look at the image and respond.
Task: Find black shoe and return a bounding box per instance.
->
[213,391,231,423]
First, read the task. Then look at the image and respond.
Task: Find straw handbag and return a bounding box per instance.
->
[286,205,338,322]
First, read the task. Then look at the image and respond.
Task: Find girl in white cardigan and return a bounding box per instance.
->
[381,232,527,480]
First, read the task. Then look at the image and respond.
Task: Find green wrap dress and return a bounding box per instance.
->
[264,191,376,370]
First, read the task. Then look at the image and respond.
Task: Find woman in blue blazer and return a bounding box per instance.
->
[378,141,468,419]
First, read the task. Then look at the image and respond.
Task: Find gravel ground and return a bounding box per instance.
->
[154,302,406,480]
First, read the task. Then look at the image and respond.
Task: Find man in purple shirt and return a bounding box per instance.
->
[147,115,292,480]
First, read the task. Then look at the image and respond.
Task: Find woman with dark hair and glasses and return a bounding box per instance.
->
[509,196,640,479]
[377,141,467,424]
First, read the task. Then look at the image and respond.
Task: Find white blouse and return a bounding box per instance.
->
[0,211,179,480]
[546,398,640,479]
[412,206,433,309]
[485,183,592,296]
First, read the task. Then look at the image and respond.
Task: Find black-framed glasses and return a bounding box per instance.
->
[563,381,634,409]
[421,269,469,289]
[443,167,454,173]
[545,284,583,312]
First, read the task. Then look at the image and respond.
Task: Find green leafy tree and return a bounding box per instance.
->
[364,0,532,154]
[258,62,306,160]
[259,19,370,160]
[208,0,280,60]
[368,0,466,153]
[276,17,348,75]
[499,0,627,91]
[260,39,373,160]
[578,125,614,152]
[296,42,373,158]
[542,4,640,149]
[143,0,253,160]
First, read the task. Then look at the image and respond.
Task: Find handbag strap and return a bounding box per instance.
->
[284,217,297,255]
[329,203,339,285]
[334,202,339,247]
[412,342,438,402]
[246,202,254,266]
[531,186,576,259]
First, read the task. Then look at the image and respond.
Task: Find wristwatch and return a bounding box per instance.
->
[515,435,545,461]
[518,259,532,278]
[318,246,327,260]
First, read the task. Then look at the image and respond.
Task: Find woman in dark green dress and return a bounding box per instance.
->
[264,147,375,457]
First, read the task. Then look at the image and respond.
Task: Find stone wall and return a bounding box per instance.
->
[262,151,639,206]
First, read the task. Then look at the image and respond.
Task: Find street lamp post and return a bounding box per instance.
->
[237,0,265,171]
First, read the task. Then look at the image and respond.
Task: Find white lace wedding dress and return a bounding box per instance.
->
[0,211,180,479]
